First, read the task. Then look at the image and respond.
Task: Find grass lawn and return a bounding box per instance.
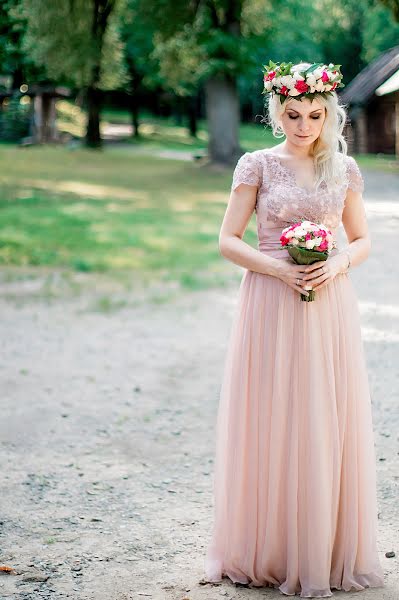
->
[0,145,258,290]
[1,108,398,292]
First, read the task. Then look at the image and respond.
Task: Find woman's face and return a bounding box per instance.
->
[279,98,326,147]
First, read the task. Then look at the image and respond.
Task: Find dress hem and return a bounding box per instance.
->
[203,569,385,598]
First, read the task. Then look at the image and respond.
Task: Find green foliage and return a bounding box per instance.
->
[0,0,45,84]
[362,2,399,62]
[136,0,273,96]
[12,0,127,89]
[117,0,158,90]
[378,0,399,21]
[0,96,31,141]
[151,28,208,95]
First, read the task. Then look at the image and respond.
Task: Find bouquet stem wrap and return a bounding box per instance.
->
[287,246,328,302]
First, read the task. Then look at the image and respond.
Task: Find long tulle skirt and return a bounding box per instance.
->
[204,268,385,597]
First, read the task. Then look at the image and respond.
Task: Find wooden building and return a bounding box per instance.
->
[0,84,71,144]
[29,85,71,143]
[339,45,399,156]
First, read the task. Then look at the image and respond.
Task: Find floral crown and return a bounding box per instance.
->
[262,61,344,103]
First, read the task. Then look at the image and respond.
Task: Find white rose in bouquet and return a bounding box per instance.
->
[305,239,316,249]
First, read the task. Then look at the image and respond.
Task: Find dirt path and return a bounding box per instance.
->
[0,169,398,600]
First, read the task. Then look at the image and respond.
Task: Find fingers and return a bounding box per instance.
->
[310,272,331,290]
[306,273,328,287]
[304,261,325,272]
[293,284,309,296]
[291,275,310,296]
[294,265,309,273]
[303,267,326,281]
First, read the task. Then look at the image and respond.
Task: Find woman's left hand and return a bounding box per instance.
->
[302,256,344,292]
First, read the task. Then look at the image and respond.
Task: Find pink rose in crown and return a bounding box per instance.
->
[321,71,330,82]
[265,71,276,81]
[280,85,289,96]
[294,80,309,94]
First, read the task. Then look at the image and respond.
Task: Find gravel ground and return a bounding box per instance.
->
[0,168,398,600]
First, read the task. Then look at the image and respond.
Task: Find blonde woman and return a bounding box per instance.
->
[203,62,385,597]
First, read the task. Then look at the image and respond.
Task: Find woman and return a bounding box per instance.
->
[203,61,385,597]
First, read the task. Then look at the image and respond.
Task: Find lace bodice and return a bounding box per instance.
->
[231,150,364,231]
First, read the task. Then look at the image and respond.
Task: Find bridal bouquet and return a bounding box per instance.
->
[279,220,336,302]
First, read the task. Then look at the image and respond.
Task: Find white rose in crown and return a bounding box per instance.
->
[313,67,324,79]
[280,75,295,88]
[291,62,311,72]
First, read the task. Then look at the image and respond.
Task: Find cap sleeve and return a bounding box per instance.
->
[231,152,262,192]
[346,156,364,193]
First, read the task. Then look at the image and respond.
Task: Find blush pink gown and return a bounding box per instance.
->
[204,150,385,598]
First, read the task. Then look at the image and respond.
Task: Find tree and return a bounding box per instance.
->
[0,0,44,89]
[14,0,127,147]
[118,0,155,137]
[378,0,399,20]
[362,1,399,62]
[137,0,274,165]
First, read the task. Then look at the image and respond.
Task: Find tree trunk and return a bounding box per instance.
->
[85,74,102,148]
[204,74,242,165]
[11,67,24,91]
[130,99,140,138]
[187,95,197,138]
[173,95,184,126]
[127,63,142,138]
[84,0,116,149]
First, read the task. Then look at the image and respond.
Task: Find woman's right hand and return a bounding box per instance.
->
[274,260,310,297]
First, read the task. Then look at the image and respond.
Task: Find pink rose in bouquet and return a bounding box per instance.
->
[280,220,336,302]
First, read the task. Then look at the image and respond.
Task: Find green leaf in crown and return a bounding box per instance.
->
[262,60,344,101]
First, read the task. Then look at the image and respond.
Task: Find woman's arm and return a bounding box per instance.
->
[303,186,371,290]
[218,183,281,277]
[336,186,371,271]
[219,183,311,297]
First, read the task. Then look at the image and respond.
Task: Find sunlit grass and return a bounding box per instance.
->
[355,153,399,174]
[0,145,257,288]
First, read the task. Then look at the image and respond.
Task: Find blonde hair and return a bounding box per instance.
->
[263,92,348,191]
